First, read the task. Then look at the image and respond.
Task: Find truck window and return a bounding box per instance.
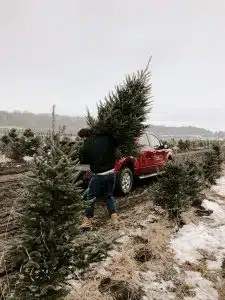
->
[148,134,161,148]
[139,134,150,149]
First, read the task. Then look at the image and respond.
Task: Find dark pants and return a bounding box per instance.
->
[85,172,117,218]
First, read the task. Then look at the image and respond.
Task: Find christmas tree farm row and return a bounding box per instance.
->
[1,127,223,163]
[152,142,224,218]
[1,136,223,299]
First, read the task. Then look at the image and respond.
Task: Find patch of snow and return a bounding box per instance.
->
[211,176,225,197]
[171,176,225,266]
[170,175,225,300]
[142,271,176,300]
[207,260,221,270]
[184,271,218,300]
[0,154,11,163]
[171,222,225,265]
[114,235,130,245]
[201,199,225,226]
[23,156,34,162]
[0,155,33,164]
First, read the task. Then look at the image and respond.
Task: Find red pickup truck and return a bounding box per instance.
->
[79,133,173,195]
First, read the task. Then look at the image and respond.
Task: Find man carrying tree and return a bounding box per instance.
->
[78,62,152,229]
[78,128,119,230]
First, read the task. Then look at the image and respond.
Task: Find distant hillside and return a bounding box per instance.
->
[149,125,213,138]
[0,110,220,137]
[0,111,86,133]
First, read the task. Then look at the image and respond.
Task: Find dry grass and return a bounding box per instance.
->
[216,279,225,300]
[173,280,195,300]
[198,249,217,261]
[132,235,148,245]
[65,251,144,300]
[132,220,176,279]
[99,278,144,300]
[180,208,199,225]
[184,261,208,275]
[65,278,113,300]
[217,258,225,299]
[144,222,171,259]
[134,247,153,263]
[132,221,171,262]
[160,260,178,282]
[105,250,139,282]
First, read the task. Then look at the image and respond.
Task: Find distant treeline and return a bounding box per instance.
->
[0,110,224,138]
[0,111,86,133]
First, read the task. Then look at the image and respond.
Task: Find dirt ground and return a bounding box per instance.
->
[0,173,23,249]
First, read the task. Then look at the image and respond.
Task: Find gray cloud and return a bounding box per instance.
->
[0,0,225,130]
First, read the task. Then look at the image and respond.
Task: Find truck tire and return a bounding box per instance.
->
[116,167,134,195]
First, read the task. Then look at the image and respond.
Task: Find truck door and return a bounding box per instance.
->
[148,134,167,172]
[136,134,155,175]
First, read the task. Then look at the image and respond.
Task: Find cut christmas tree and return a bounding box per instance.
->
[86,62,152,156]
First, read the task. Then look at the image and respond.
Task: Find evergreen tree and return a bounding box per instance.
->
[202,144,223,185]
[212,141,223,165]
[177,139,191,152]
[4,136,85,299]
[0,128,24,161]
[8,128,18,139]
[22,129,41,157]
[153,159,203,217]
[86,65,152,156]
[23,128,35,138]
[0,128,41,161]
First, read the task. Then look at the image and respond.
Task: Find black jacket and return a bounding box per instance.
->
[79,134,117,174]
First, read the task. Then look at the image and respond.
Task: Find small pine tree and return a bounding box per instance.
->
[167,138,177,149]
[86,66,152,156]
[177,139,191,152]
[177,139,185,151]
[4,136,85,299]
[0,128,41,161]
[184,158,204,198]
[212,142,223,165]
[23,128,35,138]
[153,159,203,217]
[0,128,24,161]
[8,128,18,139]
[202,144,223,185]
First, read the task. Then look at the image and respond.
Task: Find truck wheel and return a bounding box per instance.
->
[117,167,133,195]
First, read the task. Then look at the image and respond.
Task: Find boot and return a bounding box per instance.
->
[111,213,119,229]
[80,216,92,230]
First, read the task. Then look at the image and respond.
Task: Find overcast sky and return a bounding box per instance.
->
[0,0,225,131]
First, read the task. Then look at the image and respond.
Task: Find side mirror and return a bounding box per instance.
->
[163,143,168,149]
